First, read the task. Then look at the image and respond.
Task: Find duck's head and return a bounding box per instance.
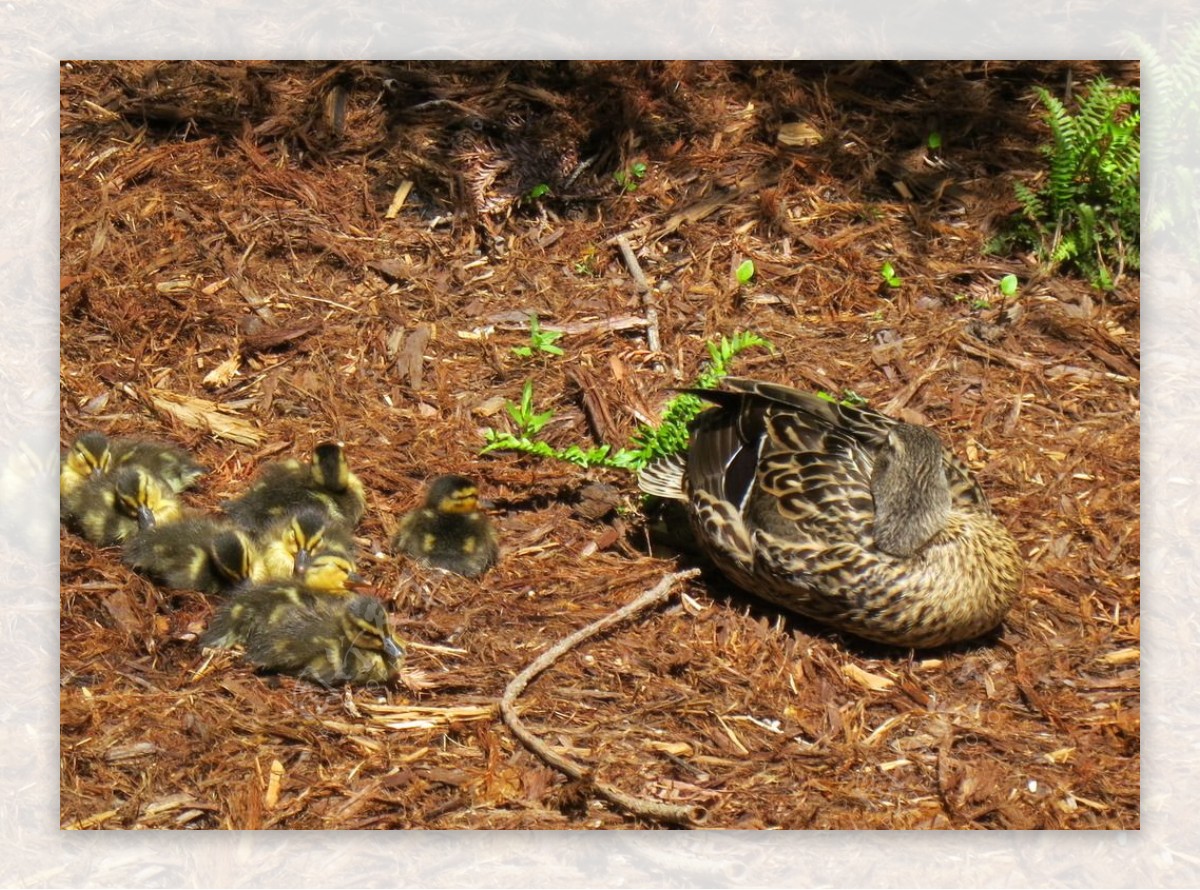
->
[66,431,112,481]
[340,596,405,663]
[870,423,952,557]
[209,529,259,586]
[424,474,481,514]
[279,507,339,575]
[311,442,351,493]
[112,466,175,531]
[302,552,366,593]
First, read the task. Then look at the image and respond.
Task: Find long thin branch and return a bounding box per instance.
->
[499,568,706,826]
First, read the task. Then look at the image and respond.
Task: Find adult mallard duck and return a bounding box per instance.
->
[222,441,366,531]
[637,377,1023,648]
[390,474,499,577]
[62,465,184,547]
[201,586,403,686]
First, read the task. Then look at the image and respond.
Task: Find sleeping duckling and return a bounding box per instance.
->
[201,587,402,686]
[256,506,357,580]
[61,430,205,495]
[60,431,112,497]
[123,521,265,594]
[391,474,499,577]
[223,441,366,531]
[299,550,367,592]
[62,465,184,546]
[109,437,206,494]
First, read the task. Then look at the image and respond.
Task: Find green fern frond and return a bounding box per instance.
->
[1013,181,1046,224]
[1007,77,1139,289]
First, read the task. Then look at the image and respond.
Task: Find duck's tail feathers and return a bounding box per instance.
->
[637,453,688,501]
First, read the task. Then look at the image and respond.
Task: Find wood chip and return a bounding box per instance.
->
[264,759,285,809]
[105,741,160,762]
[384,180,414,219]
[140,386,262,445]
[202,354,241,388]
[841,663,895,692]
[776,120,822,147]
[395,323,433,389]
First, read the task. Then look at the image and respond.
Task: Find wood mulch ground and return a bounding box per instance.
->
[59,60,1139,830]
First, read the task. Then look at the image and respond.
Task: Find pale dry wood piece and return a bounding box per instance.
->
[363,703,495,731]
[648,169,781,242]
[385,180,414,219]
[486,313,651,336]
[957,338,1045,374]
[615,234,661,359]
[499,568,706,826]
[132,385,263,445]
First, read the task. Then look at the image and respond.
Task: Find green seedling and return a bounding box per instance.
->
[735,259,756,285]
[511,314,564,358]
[614,161,648,193]
[999,274,1019,297]
[817,389,870,408]
[506,380,554,438]
[480,331,774,472]
[880,262,902,288]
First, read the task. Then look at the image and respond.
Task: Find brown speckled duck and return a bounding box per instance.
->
[638,377,1022,648]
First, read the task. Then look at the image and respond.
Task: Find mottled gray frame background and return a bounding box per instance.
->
[8,0,1182,885]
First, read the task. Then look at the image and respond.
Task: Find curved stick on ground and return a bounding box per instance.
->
[499,568,705,826]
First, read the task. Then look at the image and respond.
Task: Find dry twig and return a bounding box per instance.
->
[615,234,661,358]
[499,568,706,826]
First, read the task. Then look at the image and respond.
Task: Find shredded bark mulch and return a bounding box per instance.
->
[59,60,1139,830]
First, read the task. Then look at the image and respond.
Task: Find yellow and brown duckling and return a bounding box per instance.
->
[109,436,206,494]
[123,521,266,594]
[390,474,499,577]
[60,430,205,497]
[256,506,358,581]
[637,377,1023,648]
[201,585,403,686]
[62,465,184,547]
[222,441,366,531]
[60,431,112,497]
